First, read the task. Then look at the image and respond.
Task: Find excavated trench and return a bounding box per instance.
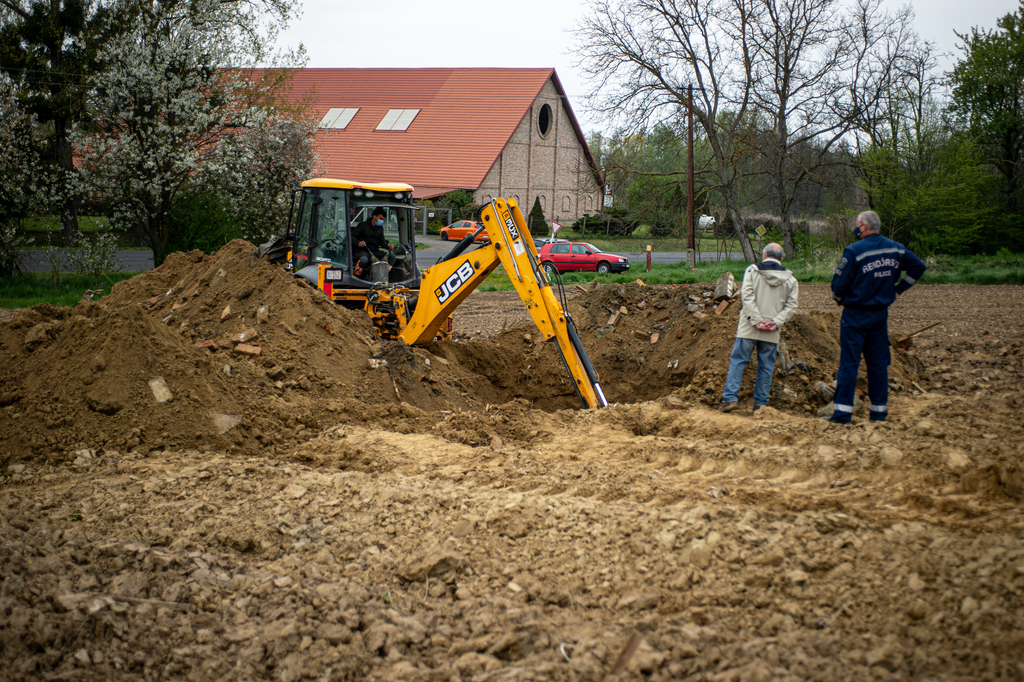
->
[0,239,921,464]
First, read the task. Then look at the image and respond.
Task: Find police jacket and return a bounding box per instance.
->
[831,233,926,309]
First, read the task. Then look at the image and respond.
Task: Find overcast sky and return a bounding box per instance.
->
[278,0,1019,133]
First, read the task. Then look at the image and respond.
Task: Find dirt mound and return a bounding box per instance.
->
[0,241,518,463]
[0,245,928,465]
[568,281,922,411]
[1,276,1024,681]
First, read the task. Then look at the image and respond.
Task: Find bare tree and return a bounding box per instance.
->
[747,0,853,257]
[575,0,760,261]
[836,0,935,214]
[835,1,923,149]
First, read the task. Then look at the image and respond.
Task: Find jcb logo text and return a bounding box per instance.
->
[435,262,475,304]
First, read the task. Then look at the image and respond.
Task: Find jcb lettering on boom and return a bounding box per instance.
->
[435,261,475,304]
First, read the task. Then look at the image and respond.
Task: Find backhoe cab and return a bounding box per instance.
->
[285,179,420,307]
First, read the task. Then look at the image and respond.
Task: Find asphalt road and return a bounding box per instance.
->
[415,233,746,265]
[16,237,746,273]
[18,249,155,273]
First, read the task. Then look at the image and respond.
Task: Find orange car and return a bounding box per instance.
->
[439,220,489,242]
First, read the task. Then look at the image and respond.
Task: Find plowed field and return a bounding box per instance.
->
[1,241,1022,681]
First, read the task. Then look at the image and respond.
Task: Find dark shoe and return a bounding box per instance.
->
[822,416,850,425]
[719,401,739,413]
[753,405,765,413]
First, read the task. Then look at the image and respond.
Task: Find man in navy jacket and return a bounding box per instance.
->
[828,211,926,424]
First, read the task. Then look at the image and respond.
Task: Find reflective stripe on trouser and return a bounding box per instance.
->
[831,307,890,423]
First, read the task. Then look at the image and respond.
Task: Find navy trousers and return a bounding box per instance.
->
[831,307,890,423]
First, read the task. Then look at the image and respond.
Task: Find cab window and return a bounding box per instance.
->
[292,192,315,266]
[350,200,413,249]
[310,190,348,268]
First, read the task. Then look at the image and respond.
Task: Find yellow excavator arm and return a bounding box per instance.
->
[396,198,608,409]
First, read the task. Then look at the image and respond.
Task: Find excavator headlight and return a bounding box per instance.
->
[394,192,404,199]
[365,191,375,198]
[353,189,363,196]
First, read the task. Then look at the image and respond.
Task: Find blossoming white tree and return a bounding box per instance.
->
[209,108,322,243]
[0,76,41,274]
[78,0,309,263]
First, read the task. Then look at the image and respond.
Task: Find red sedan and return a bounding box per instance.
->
[538,241,630,275]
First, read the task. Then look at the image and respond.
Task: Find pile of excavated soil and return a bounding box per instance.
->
[2,242,923,464]
[0,242,583,463]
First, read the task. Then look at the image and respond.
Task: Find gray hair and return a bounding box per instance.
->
[762,243,784,260]
[857,210,881,233]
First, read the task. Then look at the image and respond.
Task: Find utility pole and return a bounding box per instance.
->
[686,84,696,270]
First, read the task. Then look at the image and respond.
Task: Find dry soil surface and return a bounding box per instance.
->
[1,241,1023,681]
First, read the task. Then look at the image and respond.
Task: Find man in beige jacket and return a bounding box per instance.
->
[720,243,799,412]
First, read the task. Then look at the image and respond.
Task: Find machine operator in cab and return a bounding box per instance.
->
[353,207,394,275]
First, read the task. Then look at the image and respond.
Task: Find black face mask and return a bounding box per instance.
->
[852,224,861,239]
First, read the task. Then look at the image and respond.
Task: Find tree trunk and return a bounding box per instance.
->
[779,218,795,260]
[777,172,796,258]
[726,204,755,262]
[140,205,172,266]
[60,197,78,247]
[54,118,79,247]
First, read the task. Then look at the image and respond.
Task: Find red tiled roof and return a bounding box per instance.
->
[273,68,596,199]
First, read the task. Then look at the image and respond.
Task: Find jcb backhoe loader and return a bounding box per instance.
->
[260,178,607,409]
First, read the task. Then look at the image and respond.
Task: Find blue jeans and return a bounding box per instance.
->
[722,337,779,407]
[831,307,890,424]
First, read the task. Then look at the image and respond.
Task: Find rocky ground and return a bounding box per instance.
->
[1,242,1023,681]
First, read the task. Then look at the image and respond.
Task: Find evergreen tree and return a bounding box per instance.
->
[0,0,113,246]
[528,197,547,236]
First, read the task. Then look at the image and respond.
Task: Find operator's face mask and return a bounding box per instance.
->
[852,223,862,239]
[374,219,383,227]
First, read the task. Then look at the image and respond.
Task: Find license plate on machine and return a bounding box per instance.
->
[325,270,342,281]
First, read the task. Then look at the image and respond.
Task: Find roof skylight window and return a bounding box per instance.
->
[318,108,359,129]
[376,109,420,131]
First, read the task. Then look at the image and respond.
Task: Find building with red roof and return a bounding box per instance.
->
[284,67,603,223]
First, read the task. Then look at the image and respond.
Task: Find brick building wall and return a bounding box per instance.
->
[475,79,602,229]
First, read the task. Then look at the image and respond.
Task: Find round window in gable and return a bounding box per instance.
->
[538,103,552,137]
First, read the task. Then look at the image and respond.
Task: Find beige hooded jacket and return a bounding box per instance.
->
[736,260,799,343]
